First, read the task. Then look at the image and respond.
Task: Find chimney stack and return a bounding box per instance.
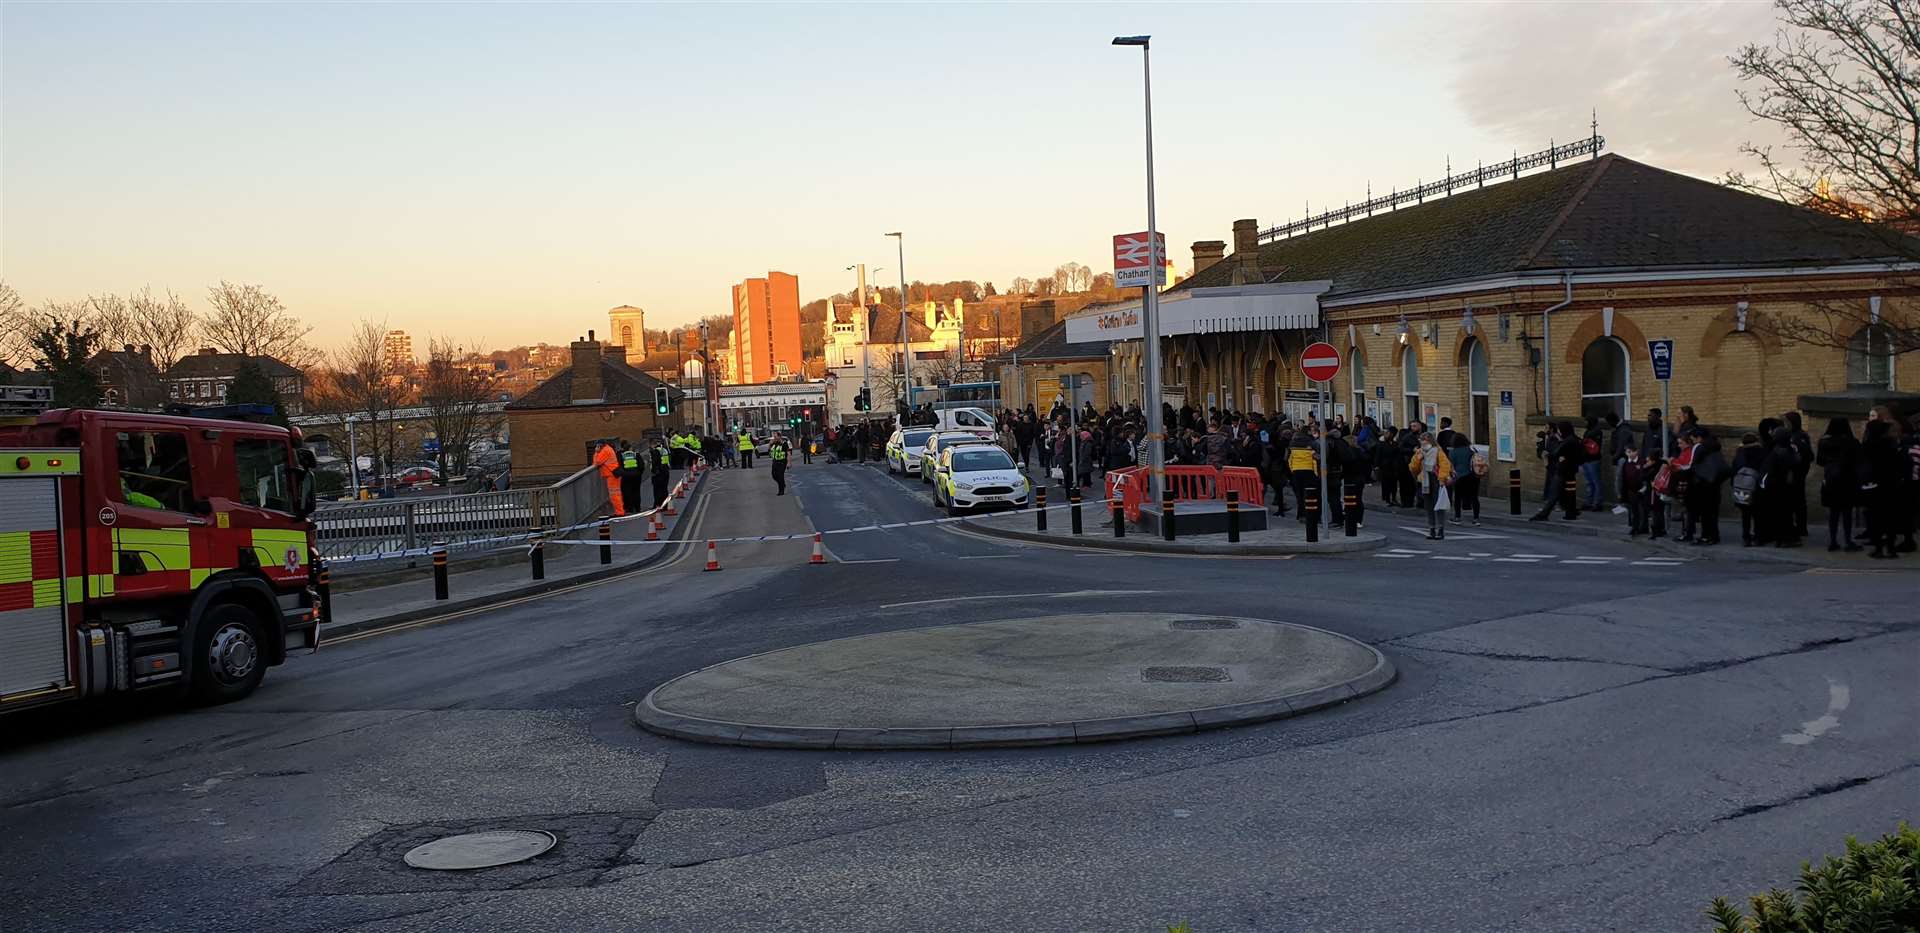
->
[1231,219,1261,285]
[1191,240,1226,276]
[570,332,604,403]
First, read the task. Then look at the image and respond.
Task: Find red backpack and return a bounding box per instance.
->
[1582,436,1601,458]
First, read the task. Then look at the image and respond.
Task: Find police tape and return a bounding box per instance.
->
[321,470,706,564]
[540,497,1122,548]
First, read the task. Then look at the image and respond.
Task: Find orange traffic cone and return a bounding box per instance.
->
[676,481,687,499]
[645,519,659,542]
[662,496,676,516]
[703,540,721,572]
[809,532,826,565]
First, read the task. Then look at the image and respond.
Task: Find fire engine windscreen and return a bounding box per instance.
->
[114,430,193,512]
[235,439,293,513]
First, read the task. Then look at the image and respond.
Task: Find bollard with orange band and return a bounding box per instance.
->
[598,522,613,565]
[432,542,449,600]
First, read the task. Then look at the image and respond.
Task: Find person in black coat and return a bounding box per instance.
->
[1730,432,1766,546]
[1816,417,1861,551]
[1781,411,1815,539]
[1861,419,1905,559]
[1760,425,1800,547]
[1689,428,1727,545]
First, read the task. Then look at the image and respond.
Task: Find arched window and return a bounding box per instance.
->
[1846,326,1894,389]
[1580,337,1629,422]
[1401,345,1420,428]
[1462,337,1489,444]
[1350,349,1366,422]
[620,324,634,347]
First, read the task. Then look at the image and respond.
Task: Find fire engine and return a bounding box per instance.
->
[0,387,324,714]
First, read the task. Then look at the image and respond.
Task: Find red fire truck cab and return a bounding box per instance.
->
[0,400,323,714]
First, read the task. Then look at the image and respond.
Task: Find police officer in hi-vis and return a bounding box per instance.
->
[769,433,791,496]
[650,435,672,507]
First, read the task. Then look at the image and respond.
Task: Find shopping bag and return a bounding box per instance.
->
[1433,486,1452,513]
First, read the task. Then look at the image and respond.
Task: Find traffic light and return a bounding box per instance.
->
[653,386,670,415]
[853,388,868,411]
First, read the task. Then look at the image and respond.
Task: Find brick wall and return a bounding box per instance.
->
[507,406,683,485]
[1013,359,1110,412]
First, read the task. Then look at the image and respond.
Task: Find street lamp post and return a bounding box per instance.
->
[887,232,909,419]
[1112,34,1166,508]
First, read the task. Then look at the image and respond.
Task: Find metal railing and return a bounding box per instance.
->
[315,464,607,559]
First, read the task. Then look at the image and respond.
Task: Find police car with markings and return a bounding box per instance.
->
[929,443,1029,516]
[917,432,990,485]
[884,427,937,477]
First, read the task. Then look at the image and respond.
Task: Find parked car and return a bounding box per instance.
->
[392,466,441,488]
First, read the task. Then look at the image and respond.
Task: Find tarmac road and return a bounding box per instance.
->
[1,460,1914,932]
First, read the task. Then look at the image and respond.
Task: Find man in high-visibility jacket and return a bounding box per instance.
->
[651,436,672,507]
[768,433,791,495]
[737,430,755,469]
[618,440,643,514]
[593,440,625,516]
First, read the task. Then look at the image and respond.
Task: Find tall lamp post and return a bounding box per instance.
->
[886,231,910,417]
[1112,34,1166,508]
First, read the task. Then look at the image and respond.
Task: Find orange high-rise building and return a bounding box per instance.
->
[730,271,802,383]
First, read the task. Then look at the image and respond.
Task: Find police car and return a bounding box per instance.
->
[918,432,989,485]
[929,443,1029,516]
[885,427,937,476]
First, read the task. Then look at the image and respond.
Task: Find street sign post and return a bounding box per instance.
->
[1648,339,1674,459]
[1113,231,1168,288]
[1300,341,1341,527]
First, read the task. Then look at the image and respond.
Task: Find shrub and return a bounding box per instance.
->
[1708,822,1918,932]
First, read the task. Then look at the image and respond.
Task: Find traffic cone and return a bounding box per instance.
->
[809,532,826,565]
[645,519,658,542]
[676,481,687,499]
[703,540,721,572]
[663,497,676,516]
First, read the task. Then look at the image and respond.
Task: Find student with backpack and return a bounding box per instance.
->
[1621,444,1651,536]
[1730,432,1766,546]
[1448,434,1481,525]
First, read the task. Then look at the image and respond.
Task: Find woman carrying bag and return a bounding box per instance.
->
[1409,431,1454,540]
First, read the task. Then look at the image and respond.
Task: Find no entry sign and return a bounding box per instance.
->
[1300,341,1341,383]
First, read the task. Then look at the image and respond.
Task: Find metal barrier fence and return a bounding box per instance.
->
[315,464,606,559]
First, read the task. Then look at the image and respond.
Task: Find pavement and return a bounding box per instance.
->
[965,502,1386,554]
[639,612,1393,748]
[1,454,1915,932]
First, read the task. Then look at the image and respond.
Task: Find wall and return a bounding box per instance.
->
[1014,358,1110,412]
[506,405,681,485]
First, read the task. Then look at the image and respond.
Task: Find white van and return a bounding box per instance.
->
[915,406,997,438]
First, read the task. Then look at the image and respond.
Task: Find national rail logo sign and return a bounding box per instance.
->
[1112,231,1168,288]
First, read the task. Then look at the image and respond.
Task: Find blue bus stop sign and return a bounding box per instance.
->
[1647,339,1674,381]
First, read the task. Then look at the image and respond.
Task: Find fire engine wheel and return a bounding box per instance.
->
[190,603,267,704]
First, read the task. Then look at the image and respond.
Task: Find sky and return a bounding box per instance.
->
[1,1,1784,354]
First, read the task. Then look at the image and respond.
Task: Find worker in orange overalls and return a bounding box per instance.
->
[594,439,625,516]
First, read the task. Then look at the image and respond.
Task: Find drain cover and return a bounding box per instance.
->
[1170,619,1241,630]
[403,830,557,871]
[1141,665,1231,683]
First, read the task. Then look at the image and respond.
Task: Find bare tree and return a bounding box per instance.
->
[1054,262,1092,293]
[1008,276,1034,296]
[307,320,408,490]
[0,281,31,369]
[202,281,316,368]
[123,287,199,372]
[419,335,502,481]
[1730,0,1920,357]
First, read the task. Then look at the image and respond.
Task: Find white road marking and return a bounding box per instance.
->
[1469,552,1493,557]
[1491,557,1540,563]
[1574,556,1623,561]
[1389,548,1432,555]
[1631,560,1685,567]
[1374,553,1416,559]
[1397,525,1509,540]
[1511,553,1558,559]
[1560,559,1611,565]
[1431,555,1476,561]
[957,554,1016,560]
[879,589,1157,610]
[840,558,901,564]
[1781,679,1850,746]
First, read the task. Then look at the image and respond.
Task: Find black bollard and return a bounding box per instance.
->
[1113,500,1126,537]
[1304,491,1320,543]
[432,543,449,600]
[1162,495,1176,541]
[530,537,545,580]
[1344,490,1359,537]
[1036,486,1048,532]
[1509,468,1522,515]
[1069,487,1083,535]
[599,521,613,565]
[1226,490,1241,543]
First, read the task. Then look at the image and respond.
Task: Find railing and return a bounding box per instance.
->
[315,463,607,559]
[1112,464,1266,523]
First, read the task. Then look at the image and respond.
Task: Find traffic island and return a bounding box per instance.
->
[959,506,1385,555]
[636,612,1395,749]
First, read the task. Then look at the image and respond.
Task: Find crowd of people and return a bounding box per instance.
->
[980,399,1920,555]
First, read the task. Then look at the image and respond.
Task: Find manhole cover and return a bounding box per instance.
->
[1170,619,1241,630]
[1141,665,1231,683]
[403,830,557,871]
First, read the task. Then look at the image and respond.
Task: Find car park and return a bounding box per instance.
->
[929,444,1029,516]
[917,432,991,484]
[886,427,937,476]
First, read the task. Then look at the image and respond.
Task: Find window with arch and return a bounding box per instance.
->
[1462,337,1489,444]
[1846,325,1894,389]
[620,324,634,347]
[1580,337,1629,422]
[1349,349,1366,423]
[1401,344,1420,428]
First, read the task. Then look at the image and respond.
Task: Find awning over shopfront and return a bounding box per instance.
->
[1063,281,1331,345]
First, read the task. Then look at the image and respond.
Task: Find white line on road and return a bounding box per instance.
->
[1560,559,1612,565]
[1491,557,1541,563]
[1511,553,1558,559]
[1781,679,1850,746]
[1574,556,1624,561]
[1389,548,1432,555]
[1469,552,1493,557]
[1431,555,1477,561]
[1374,553,1416,559]
[957,554,1017,560]
[840,558,901,564]
[879,589,1157,610]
